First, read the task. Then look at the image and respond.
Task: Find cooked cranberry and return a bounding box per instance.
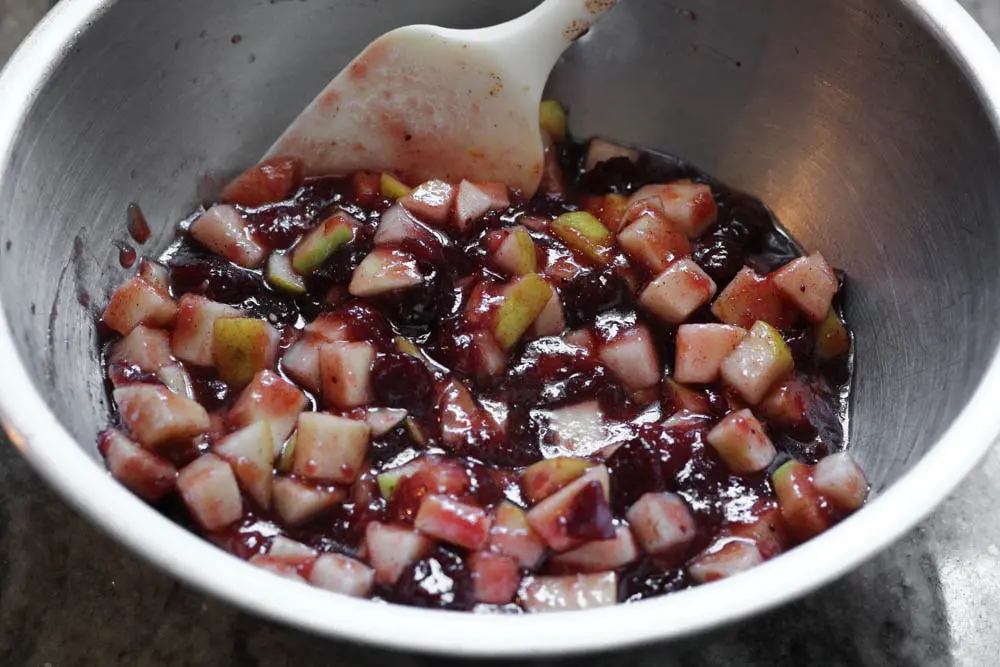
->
[187,368,229,412]
[561,269,631,327]
[375,272,454,336]
[619,559,688,602]
[392,548,474,611]
[579,156,641,194]
[693,239,745,285]
[333,301,393,346]
[372,352,435,417]
[563,481,615,540]
[169,245,264,304]
[368,425,420,465]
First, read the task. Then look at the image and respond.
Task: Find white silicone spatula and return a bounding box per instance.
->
[265,0,618,197]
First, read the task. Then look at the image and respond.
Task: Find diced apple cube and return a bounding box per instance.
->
[137,257,170,291]
[189,204,266,268]
[489,502,546,569]
[454,180,511,231]
[268,535,318,562]
[688,538,764,584]
[625,491,697,556]
[114,384,210,448]
[380,172,412,200]
[526,465,613,552]
[639,259,717,324]
[551,525,639,573]
[618,212,691,273]
[662,377,713,415]
[521,572,618,612]
[291,412,370,483]
[308,553,375,598]
[221,156,303,208]
[726,506,787,559]
[627,182,718,239]
[541,401,609,457]
[492,226,538,276]
[468,551,521,604]
[265,252,306,295]
[720,320,795,405]
[582,193,630,233]
[706,409,776,474]
[711,267,798,330]
[212,317,280,386]
[585,138,639,171]
[214,421,274,508]
[272,476,345,526]
[319,341,374,409]
[528,292,567,338]
[493,274,554,350]
[551,212,615,266]
[348,248,424,298]
[228,370,308,454]
[364,522,435,586]
[177,453,243,530]
[599,323,661,390]
[674,324,747,384]
[758,376,812,434]
[110,325,174,374]
[813,452,868,511]
[365,407,408,437]
[170,294,243,367]
[816,308,851,359]
[102,276,177,335]
[280,315,351,393]
[772,460,828,540]
[539,99,568,142]
[414,495,492,550]
[292,210,357,275]
[400,179,455,225]
[773,253,838,324]
[521,457,594,504]
[98,429,178,502]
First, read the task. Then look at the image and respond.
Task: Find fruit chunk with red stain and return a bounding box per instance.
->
[688,538,764,584]
[272,476,345,526]
[711,267,798,330]
[291,412,370,484]
[706,409,776,474]
[438,379,500,452]
[674,324,747,384]
[177,453,243,530]
[292,210,357,275]
[228,370,308,453]
[551,525,639,573]
[364,522,435,586]
[526,465,614,552]
[138,258,170,291]
[400,179,455,225]
[492,274,555,350]
[521,457,593,504]
[319,341,374,409]
[726,506,788,559]
[308,553,375,598]
[114,384,211,449]
[626,491,697,556]
[453,180,510,231]
[374,202,433,245]
[639,259,717,325]
[214,421,274,508]
[584,138,639,171]
[98,429,178,502]
[758,376,813,434]
[720,320,795,405]
[171,294,243,367]
[102,276,177,335]
[772,460,828,541]
[491,226,538,277]
[221,156,303,208]
[521,572,618,612]
[598,323,661,390]
[281,313,351,393]
[351,170,381,205]
[582,193,630,233]
[542,401,609,456]
[468,550,521,604]
[627,182,718,239]
[813,452,868,511]
[348,248,425,298]
[662,377,713,415]
[109,325,174,375]
[364,407,408,437]
[414,495,492,550]
[249,555,309,583]
[617,211,691,273]
[268,535,318,562]
[189,205,266,269]
[551,212,615,266]
[773,253,838,324]
[265,252,306,295]
[488,501,546,569]
[528,292,567,338]
[212,317,280,386]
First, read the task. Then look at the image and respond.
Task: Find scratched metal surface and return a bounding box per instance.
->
[1,0,1000,664]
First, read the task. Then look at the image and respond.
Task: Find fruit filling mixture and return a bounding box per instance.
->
[97,101,866,612]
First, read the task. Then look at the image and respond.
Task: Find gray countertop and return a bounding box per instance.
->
[3,1,1000,665]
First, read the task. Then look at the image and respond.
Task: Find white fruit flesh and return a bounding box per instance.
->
[526,465,611,552]
[627,182,718,239]
[468,551,521,604]
[114,384,211,448]
[711,267,797,330]
[639,259,717,325]
[688,538,764,584]
[291,412,370,483]
[521,457,593,504]
[319,341,375,409]
[214,421,275,507]
[773,253,838,324]
[584,138,639,171]
[674,324,748,384]
[720,320,794,405]
[228,370,308,454]
[177,453,243,530]
[528,292,567,338]
[308,553,375,598]
[617,212,691,272]
[280,315,350,392]
[706,409,776,474]
[348,248,424,298]
[598,324,661,390]
[812,452,868,511]
[110,325,174,374]
[249,555,309,583]
[170,294,243,367]
[155,365,195,399]
[489,502,546,569]
[400,179,455,225]
[413,494,492,550]
[272,476,345,526]
[189,204,266,268]
[454,180,510,231]
[365,407,408,437]
[138,258,171,291]
[540,401,609,457]
[266,252,307,295]
[521,572,618,612]
[268,536,318,562]
[551,525,639,573]
[102,276,177,335]
[364,522,435,586]
[626,491,697,556]
[98,429,178,502]
[374,203,430,245]
[493,226,537,277]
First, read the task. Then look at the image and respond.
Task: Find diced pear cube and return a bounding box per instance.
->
[272,476,345,526]
[815,308,851,359]
[720,320,794,404]
[813,452,868,511]
[468,550,521,604]
[493,274,554,349]
[618,212,691,273]
[772,460,828,540]
[599,323,661,390]
[662,377,713,415]
[528,292,567,338]
[319,341,375,409]
[113,384,210,449]
[526,465,613,552]
[773,253,838,323]
[492,226,538,276]
[291,412,370,483]
[711,267,798,330]
[212,317,280,386]
[674,323,747,384]
[265,252,306,295]
[584,138,639,171]
[189,204,266,268]
[380,172,412,200]
[171,294,243,367]
[706,409,776,474]
[348,248,424,298]
[551,525,638,573]
[228,370,308,453]
[521,457,594,504]
[109,325,174,374]
[308,553,375,598]
[292,210,357,275]
[138,257,170,291]
[521,572,617,612]
[539,99,568,142]
[400,179,455,225]
[364,522,435,586]
[98,429,178,502]
[688,538,764,583]
[551,211,615,266]
[488,502,546,570]
[627,182,718,239]
[413,495,492,550]
[177,453,243,530]
[102,276,177,335]
[626,491,697,556]
[214,421,274,507]
[639,258,717,324]
[221,156,303,208]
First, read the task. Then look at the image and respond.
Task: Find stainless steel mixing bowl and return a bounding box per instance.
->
[2,0,1000,656]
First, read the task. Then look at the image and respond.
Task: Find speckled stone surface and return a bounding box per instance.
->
[2,1,1000,665]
